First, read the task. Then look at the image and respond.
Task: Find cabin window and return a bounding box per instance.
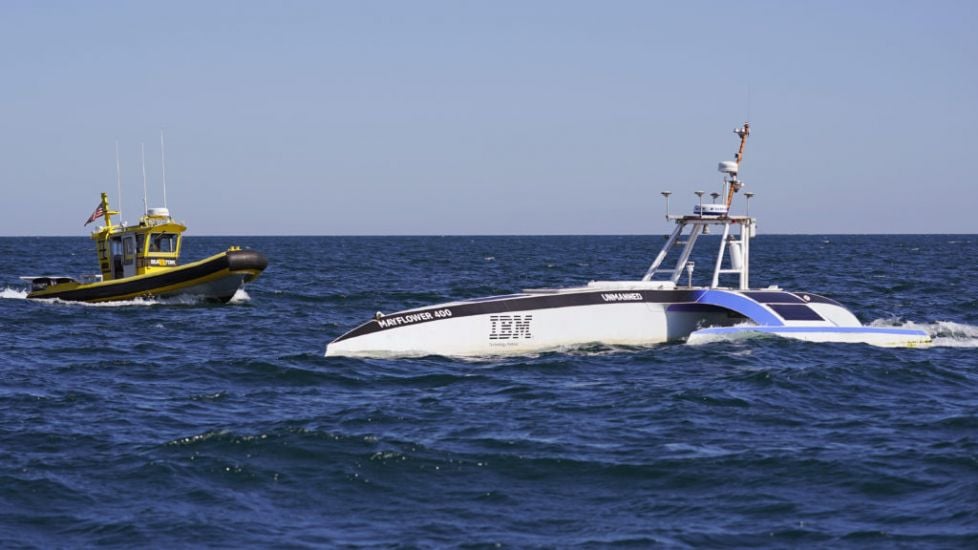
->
[123,238,134,264]
[136,234,145,255]
[110,238,122,256]
[149,233,178,253]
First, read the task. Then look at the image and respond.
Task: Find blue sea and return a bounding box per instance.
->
[1,234,976,547]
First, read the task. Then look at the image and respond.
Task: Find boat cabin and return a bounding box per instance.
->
[89,193,186,281]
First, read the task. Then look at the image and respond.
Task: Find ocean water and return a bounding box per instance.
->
[1,234,976,547]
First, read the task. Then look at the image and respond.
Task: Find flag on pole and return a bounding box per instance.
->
[84,203,105,226]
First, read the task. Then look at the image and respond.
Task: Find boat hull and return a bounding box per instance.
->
[325,287,932,357]
[325,289,745,357]
[27,249,268,303]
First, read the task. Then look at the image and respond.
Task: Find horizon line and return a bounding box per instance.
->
[2,232,976,238]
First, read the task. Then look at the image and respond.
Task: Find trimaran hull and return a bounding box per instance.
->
[325,286,931,357]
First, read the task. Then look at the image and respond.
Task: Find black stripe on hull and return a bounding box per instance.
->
[333,289,707,343]
[29,249,268,303]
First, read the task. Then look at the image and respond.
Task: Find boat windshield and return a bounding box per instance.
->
[149,233,178,253]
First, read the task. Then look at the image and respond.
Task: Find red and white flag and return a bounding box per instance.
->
[84,203,105,226]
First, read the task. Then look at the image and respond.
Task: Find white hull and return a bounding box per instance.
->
[325,283,927,357]
[327,301,734,357]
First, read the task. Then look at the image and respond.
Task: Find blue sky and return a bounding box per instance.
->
[2,1,976,235]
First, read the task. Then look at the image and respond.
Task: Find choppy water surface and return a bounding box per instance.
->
[1,235,976,546]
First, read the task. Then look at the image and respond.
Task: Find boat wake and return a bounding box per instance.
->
[0,287,29,300]
[61,297,166,307]
[229,288,251,304]
[1,286,216,307]
[684,323,766,346]
[686,319,978,348]
[870,318,978,348]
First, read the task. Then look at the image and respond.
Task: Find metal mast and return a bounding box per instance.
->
[141,143,148,215]
[160,131,168,209]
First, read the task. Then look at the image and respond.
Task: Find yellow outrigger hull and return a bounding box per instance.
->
[27,248,268,303]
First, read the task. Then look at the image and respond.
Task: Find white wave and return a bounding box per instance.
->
[18,291,207,308]
[685,330,767,346]
[68,293,215,307]
[52,296,162,307]
[0,287,29,299]
[5,280,251,307]
[869,318,978,348]
[663,442,737,458]
[685,322,764,346]
[3,284,168,307]
[229,288,251,304]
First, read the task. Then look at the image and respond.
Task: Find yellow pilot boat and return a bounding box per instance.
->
[23,192,268,303]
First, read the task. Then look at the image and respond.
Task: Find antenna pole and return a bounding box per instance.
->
[746,84,751,124]
[115,141,123,221]
[734,122,750,165]
[160,130,168,209]
[724,122,751,209]
[141,143,148,215]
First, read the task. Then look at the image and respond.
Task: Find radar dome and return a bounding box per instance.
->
[718,161,739,174]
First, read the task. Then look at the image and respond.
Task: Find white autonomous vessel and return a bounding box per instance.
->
[326,123,930,357]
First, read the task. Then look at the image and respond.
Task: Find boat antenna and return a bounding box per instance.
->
[160,130,168,209]
[115,141,123,221]
[734,122,750,165]
[141,142,148,215]
[723,122,750,209]
[746,84,751,125]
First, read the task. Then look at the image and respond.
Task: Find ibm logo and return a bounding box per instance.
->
[489,315,533,340]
